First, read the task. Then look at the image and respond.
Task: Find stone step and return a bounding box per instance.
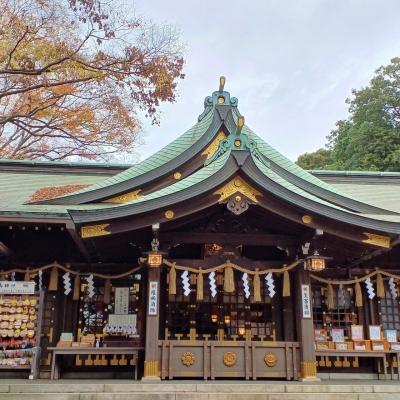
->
[0,392,400,400]
[0,382,400,400]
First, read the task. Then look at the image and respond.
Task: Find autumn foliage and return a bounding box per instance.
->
[0,0,184,160]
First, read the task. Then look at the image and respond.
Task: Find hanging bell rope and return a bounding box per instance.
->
[24,268,30,282]
[327,284,334,309]
[355,281,363,307]
[48,266,58,291]
[73,274,81,301]
[282,270,291,297]
[253,271,261,302]
[223,263,235,293]
[103,278,112,304]
[376,272,385,298]
[168,263,176,295]
[196,269,204,301]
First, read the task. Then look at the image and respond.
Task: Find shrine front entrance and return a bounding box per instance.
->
[151,255,308,380]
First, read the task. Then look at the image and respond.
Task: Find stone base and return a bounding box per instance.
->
[299,376,321,382]
[141,376,161,382]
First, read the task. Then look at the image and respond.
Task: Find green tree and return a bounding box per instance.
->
[296,148,333,170]
[296,58,400,171]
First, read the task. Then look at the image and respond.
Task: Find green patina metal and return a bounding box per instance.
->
[1,80,400,225]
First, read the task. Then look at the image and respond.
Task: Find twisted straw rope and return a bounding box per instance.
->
[163,258,304,275]
[1,261,142,280]
[311,269,400,285]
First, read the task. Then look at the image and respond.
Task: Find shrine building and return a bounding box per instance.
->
[1,78,400,381]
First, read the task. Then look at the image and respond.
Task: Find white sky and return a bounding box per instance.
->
[128,0,400,163]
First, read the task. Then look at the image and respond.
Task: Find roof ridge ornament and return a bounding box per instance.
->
[219,76,226,92]
[198,76,238,121]
[204,114,266,167]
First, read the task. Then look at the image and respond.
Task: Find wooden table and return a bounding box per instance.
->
[386,350,400,380]
[48,347,143,380]
[316,350,389,379]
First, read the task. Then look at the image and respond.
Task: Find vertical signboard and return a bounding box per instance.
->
[148,281,158,316]
[301,284,311,318]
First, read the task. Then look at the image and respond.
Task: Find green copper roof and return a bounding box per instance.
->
[69,106,216,196]
[0,170,112,216]
[1,81,400,229]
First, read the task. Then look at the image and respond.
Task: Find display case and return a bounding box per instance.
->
[0,281,44,377]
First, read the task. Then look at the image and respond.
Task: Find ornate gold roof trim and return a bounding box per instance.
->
[103,189,142,204]
[81,223,111,238]
[214,176,262,203]
[362,232,391,248]
[202,131,226,159]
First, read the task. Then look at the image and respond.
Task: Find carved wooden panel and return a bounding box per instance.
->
[158,340,300,380]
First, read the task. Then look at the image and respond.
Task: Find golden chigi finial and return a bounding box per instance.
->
[219,76,226,92]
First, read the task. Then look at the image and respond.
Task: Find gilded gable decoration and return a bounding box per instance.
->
[81,224,111,238]
[362,232,391,248]
[103,189,142,204]
[214,176,262,203]
[202,131,226,159]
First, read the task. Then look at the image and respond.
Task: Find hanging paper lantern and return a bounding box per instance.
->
[365,277,375,300]
[209,272,217,298]
[181,270,191,296]
[63,272,72,295]
[242,273,250,299]
[265,272,275,298]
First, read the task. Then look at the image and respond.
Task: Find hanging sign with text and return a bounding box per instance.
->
[148,281,158,316]
[301,284,311,318]
[0,281,35,294]
[114,287,129,314]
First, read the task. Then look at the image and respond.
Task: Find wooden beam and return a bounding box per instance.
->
[256,196,392,249]
[0,242,10,256]
[345,236,400,268]
[160,231,300,247]
[65,221,91,261]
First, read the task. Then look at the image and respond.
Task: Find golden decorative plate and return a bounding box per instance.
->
[223,351,237,367]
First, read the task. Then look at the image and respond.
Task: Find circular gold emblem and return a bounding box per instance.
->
[302,215,312,224]
[181,351,195,367]
[223,351,237,367]
[164,210,174,219]
[264,352,277,367]
[173,172,182,180]
[234,139,241,148]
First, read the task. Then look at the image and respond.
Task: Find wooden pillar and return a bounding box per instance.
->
[295,268,319,381]
[283,296,294,341]
[143,266,161,380]
[189,273,197,340]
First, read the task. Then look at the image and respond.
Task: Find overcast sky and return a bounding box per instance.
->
[130,0,400,163]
